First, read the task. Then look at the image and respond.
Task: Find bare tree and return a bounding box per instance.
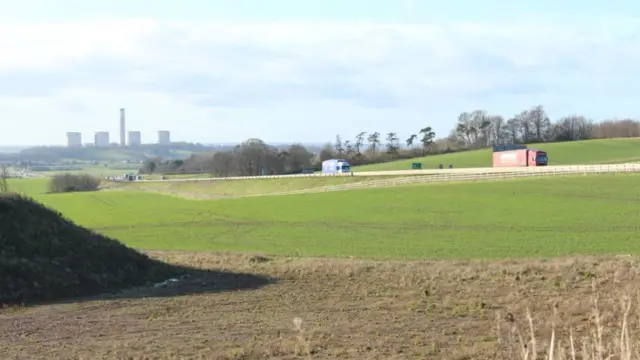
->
[0,165,8,193]
[505,117,521,144]
[455,110,491,148]
[470,110,491,148]
[406,134,417,148]
[516,110,533,143]
[528,105,551,142]
[211,152,236,177]
[354,132,367,155]
[334,135,344,157]
[591,119,640,139]
[489,115,507,145]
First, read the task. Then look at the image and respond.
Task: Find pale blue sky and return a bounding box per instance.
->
[3,0,639,21]
[1,1,639,145]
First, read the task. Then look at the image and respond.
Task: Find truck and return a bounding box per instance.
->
[492,145,548,167]
[321,159,351,174]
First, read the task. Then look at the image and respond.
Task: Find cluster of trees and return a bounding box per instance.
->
[139,105,640,177]
[324,105,640,165]
[447,105,640,149]
[328,127,436,165]
[140,139,316,177]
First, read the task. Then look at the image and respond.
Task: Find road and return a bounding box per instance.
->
[130,163,640,183]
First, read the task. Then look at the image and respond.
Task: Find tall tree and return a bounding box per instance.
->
[385,132,399,154]
[419,127,436,155]
[344,140,355,158]
[455,112,473,146]
[469,110,490,148]
[334,135,344,157]
[505,117,520,144]
[367,132,381,156]
[354,132,367,155]
[527,105,551,142]
[489,115,506,145]
[406,134,418,148]
[516,110,532,143]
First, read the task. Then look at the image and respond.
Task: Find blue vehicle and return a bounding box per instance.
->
[321,159,351,174]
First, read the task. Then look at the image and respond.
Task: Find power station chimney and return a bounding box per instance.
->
[119,108,126,147]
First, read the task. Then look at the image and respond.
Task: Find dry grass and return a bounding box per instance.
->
[100,176,405,199]
[2,252,640,359]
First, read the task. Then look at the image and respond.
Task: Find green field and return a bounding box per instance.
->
[113,175,403,198]
[26,173,640,260]
[7,178,49,195]
[356,138,640,171]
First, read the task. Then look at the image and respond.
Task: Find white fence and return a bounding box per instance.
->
[219,163,640,198]
[136,163,640,184]
[136,172,354,183]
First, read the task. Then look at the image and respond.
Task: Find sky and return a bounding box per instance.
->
[1,1,640,146]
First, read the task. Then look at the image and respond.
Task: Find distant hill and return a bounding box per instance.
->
[0,146,28,154]
[0,141,329,163]
[0,142,228,163]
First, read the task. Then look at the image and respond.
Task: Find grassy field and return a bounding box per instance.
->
[356,137,640,171]
[33,173,640,259]
[6,178,49,195]
[108,175,403,198]
[5,173,640,359]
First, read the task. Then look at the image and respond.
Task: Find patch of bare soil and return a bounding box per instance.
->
[2,252,640,360]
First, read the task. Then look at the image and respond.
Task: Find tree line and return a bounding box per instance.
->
[139,139,317,177]
[139,105,640,177]
[448,105,640,148]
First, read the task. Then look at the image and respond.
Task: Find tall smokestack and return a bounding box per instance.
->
[119,108,126,147]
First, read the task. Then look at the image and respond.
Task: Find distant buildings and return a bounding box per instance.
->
[128,131,141,146]
[94,132,110,148]
[66,132,82,147]
[158,130,171,145]
[64,108,175,147]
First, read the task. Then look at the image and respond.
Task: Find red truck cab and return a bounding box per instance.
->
[528,149,548,166]
[492,145,548,167]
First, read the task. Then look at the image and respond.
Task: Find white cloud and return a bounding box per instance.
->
[1,18,640,145]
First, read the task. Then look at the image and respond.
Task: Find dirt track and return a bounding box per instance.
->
[2,251,639,359]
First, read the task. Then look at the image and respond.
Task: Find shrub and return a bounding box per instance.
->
[48,173,101,193]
